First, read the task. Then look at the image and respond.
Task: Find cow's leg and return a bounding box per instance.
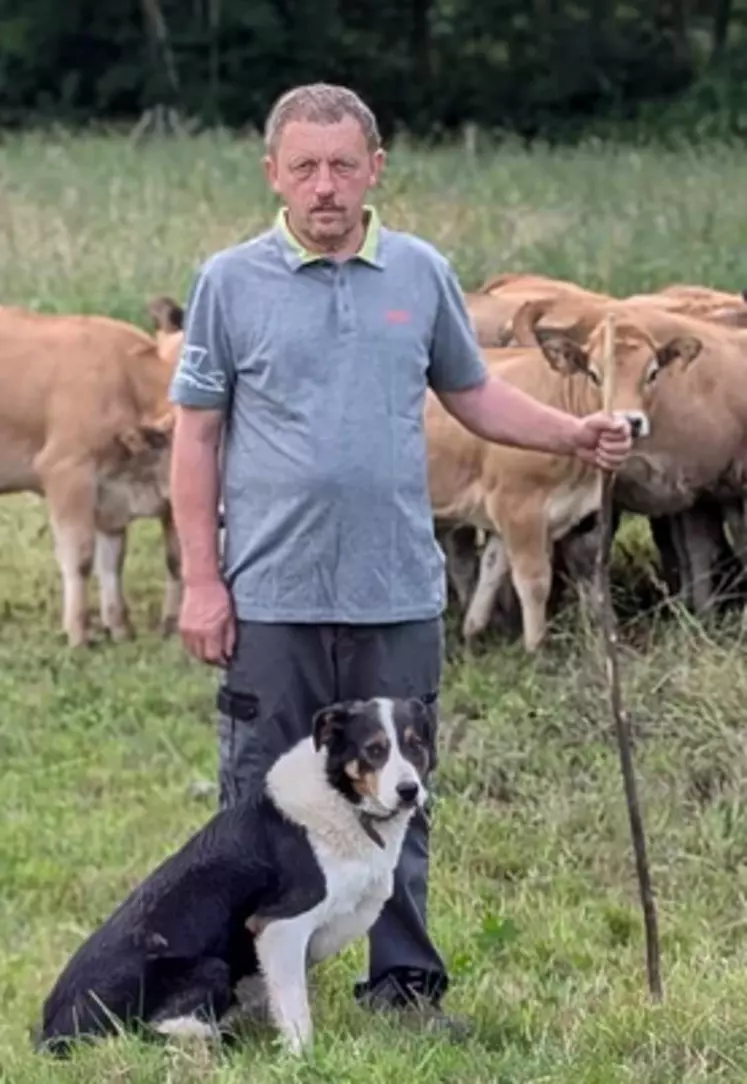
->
[39,463,96,647]
[555,514,603,623]
[723,498,747,565]
[679,504,728,615]
[649,514,683,599]
[702,498,746,607]
[461,534,510,643]
[94,529,135,641]
[437,523,479,612]
[502,518,553,652]
[160,504,182,636]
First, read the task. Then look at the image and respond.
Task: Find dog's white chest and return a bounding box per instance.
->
[306,842,396,965]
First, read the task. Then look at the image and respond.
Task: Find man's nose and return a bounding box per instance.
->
[314,163,335,196]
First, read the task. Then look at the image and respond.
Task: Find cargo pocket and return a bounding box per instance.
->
[216,686,262,810]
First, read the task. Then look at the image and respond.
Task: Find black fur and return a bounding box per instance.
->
[35,696,435,1058]
[35,794,325,1057]
[314,697,435,800]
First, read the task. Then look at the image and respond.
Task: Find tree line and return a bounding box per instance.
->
[1,0,747,142]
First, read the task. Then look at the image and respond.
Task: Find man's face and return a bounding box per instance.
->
[263,116,385,251]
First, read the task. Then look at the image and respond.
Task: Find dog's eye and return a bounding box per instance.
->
[407,732,424,747]
[365,740,388,760]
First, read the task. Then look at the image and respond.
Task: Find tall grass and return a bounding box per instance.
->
[3,130,747,1082]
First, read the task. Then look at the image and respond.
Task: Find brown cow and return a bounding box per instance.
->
[463,292,515,347]
[623,284,747,330]
[0,305,179,647]
[148,295,185,364]
[472,272,614,347]
[512,296,747,613]
[425,308,701,650]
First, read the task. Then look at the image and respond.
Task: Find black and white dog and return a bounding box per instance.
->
[35,695,435,1057]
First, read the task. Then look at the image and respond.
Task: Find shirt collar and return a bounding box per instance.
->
[274,204,385,271]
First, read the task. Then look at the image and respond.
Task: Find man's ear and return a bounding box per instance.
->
[312,702,352,751]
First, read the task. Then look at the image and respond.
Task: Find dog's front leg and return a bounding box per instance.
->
[254,917,313,1055]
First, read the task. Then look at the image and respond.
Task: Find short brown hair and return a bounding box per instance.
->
[264,83,381,154]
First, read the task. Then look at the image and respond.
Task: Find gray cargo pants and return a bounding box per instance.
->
[216,618,448,1005]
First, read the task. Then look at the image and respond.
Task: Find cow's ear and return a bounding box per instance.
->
[117,412,173,456]
[138,424,172,451]
[656,335,702,370]
[537,334,589,376]
[148,296,184,332]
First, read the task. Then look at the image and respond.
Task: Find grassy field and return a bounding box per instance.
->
[3,130,747,1083]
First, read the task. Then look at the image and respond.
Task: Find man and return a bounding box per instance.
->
[168,83,631,1038]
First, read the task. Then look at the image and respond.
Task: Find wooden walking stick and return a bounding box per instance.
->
[595,312,663,1002]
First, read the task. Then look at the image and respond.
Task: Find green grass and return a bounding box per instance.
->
[3,129,747,1082]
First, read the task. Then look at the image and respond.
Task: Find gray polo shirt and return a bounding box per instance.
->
[169,205,488,625]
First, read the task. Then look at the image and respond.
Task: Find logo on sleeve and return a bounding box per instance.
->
[176,344,226,393]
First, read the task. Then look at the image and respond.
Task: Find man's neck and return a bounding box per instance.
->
[284,209,368,262]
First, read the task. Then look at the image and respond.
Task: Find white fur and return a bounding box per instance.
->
[374,698,426,813]
[152,1015,218,1040]
[258,706,425,1055]
[462,534,508,640]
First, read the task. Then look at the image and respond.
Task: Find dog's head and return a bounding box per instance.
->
[312,696,436,819]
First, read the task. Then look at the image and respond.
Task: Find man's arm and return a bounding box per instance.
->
[168,262,237,664]
[168,261,234,582]
[170,406,224,585]
[437,375,581,456]
[426,257,631,469]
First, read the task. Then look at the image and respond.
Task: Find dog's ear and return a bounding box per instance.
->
[312,702,352,751]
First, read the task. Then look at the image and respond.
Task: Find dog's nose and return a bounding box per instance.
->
[396,781,419,805]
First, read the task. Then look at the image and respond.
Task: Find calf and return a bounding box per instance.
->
[0,305,179,646]
[517,296,747,613]
[426,304,700,650]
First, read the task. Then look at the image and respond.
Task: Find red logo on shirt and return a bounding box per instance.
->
[385,309,411,324]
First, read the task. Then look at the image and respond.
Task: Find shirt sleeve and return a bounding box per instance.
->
[427,259,488,393]
[168,262,235,410]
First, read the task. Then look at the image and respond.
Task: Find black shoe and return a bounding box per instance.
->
[353,969,472,1042]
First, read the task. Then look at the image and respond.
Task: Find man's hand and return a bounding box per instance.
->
[573,412,633,472]
[179,579,236,667]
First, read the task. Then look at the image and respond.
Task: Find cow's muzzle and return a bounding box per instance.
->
[615,410,650,441]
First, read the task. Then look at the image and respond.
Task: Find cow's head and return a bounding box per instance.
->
[147,296,185,370]
[512,299,702,440]
[113,410,174,496]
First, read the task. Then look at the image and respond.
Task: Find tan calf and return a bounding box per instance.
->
[0,305,179,646]
[517,297,747,612]
[427,306,701,650]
